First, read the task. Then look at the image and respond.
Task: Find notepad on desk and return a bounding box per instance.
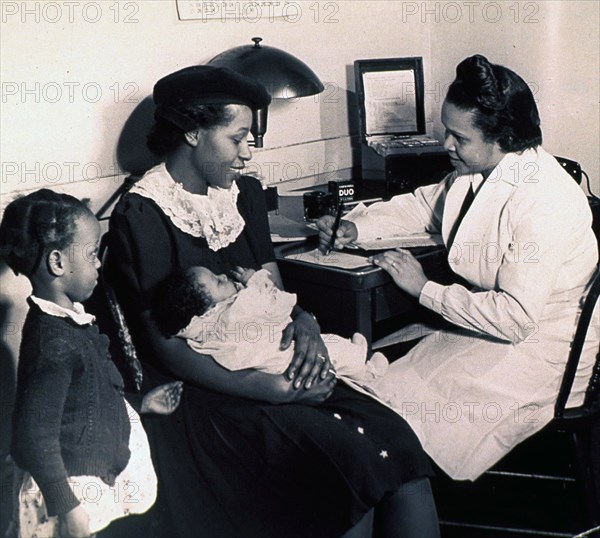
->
[284,248,373,270]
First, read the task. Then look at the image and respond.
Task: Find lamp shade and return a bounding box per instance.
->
[208,37,324,99]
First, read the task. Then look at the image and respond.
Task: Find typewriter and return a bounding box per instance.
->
[354,57,451,195]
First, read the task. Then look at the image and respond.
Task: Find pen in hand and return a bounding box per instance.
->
[324,202,344,256]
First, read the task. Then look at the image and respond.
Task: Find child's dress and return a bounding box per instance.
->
[10,298,157,537]
[178,269,388,383]
[15,401,156,536]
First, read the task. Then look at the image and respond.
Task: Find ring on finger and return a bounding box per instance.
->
[316,354,327,362]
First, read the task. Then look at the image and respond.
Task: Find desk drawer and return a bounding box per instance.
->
[373,249,451,322]
[373,284,418,321]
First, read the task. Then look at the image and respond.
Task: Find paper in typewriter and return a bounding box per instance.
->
[363,70,418,135]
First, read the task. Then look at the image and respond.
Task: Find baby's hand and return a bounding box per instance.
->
[140,381,183,415]
[230,266,256,286]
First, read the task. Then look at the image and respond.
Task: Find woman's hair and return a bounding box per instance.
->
[0,188,92,277]
[446,54,542,152]
[146,103,236,157]
[152,268,214,336]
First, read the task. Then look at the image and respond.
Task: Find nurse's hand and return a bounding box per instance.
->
[371,249,429,298]
[316,215,358,254]
[280,311,334,390]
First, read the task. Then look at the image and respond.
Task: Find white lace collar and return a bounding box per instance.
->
[30,295,96,325]
[129,163,245,252]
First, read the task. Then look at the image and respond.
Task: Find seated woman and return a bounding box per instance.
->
[105,65,439,537]
[318,54,599,481]
[151,265,388,383]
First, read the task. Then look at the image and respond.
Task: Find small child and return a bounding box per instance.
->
[0,189,183,538]
[152,266,388,383]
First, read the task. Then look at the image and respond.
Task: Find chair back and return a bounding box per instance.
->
[98,237,143,391]
[554,266,600,420]
[555,155,583,184]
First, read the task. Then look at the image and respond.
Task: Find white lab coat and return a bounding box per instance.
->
[353,147,599,480]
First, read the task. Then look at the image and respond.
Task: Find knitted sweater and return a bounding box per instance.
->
[11,300,131,516]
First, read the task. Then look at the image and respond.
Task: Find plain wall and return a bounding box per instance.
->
[1,1,599,530]
[1,1,599,200]
[427,0,600,186]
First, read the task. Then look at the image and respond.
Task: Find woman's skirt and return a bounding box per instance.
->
[141,367,432,538]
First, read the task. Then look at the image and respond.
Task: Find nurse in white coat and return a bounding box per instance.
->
[317,54,599,480]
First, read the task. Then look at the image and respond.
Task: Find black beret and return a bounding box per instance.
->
[153,65,271,131]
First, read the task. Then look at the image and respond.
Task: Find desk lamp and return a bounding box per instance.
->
[208,37,324,147]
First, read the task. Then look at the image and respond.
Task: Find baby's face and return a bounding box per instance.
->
[187,267,238,303]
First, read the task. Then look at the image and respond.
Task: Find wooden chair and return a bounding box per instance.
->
[554,155,600,244]
[88,179,144,392]
[433,267,600,537]
[555,155,583,184]
[434,156,600,536]
[549,265,600,528]
[100,247,143,392]
[85,236,143,392]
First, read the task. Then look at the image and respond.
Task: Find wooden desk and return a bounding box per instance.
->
[270,191,452,344]
[275,240,449,344]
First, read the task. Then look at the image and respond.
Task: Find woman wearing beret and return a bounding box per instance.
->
[106,65,439,538]
[318,54,599,481]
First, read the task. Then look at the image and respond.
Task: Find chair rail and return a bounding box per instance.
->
[554,266,600,419]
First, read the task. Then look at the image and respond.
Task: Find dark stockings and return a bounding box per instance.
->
[341,478,440,538]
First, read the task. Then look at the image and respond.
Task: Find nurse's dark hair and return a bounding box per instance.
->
[152,268,214,336]
[0,188,92,277]
[146,103,235,157]
[446,54,542,152]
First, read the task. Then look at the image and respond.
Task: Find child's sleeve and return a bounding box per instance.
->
[11,338,80,516]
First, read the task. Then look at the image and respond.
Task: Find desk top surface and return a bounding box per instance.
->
[274,239,446,290]
[270,191,447,290]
